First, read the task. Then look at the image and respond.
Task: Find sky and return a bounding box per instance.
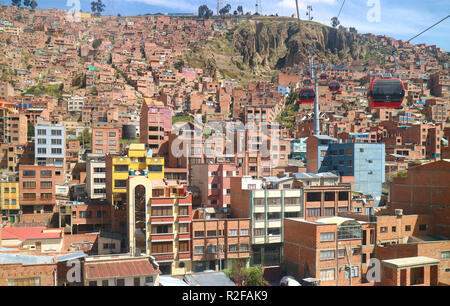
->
[2,0,449,51]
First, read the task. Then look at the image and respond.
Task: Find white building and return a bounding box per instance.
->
[86,154,106,200]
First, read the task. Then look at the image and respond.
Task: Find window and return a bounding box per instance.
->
[441,251,450,259]
[320,269,335,281]
[194,231,204,238]
[405,225,411,232]
[114,165,128,172]
[109,132,116,137]
[40,181,52,189]
[79,211,92,218]
[338,249,346,258]
[324,207,335,216]
[145,277,153,284]
[392,226,397,233]
[194,246,204,255]
[254,198,264,206]
[307,208,321,217]
[240,229,248,236]
[267,198,281,205]
[229,244,238,252]
[89,281,97,286]
[380,227,388,233]
[23,181,36,189]
[109,140,116,146]
[178,241,189,252]
[22,170,36,177]
[134,278,140,286]
[179,223,189,233]
[114,180,127,188]
[51,129,62,136]
[37,148,46,154]
[40,170,52,177]
[285,197,300,205]
[152,206,172,216]
[268,212,281,220]
[37,129,46,135]
[51,139,62,145]
[103,243,115,249]
[229,229,237,236]
[254,228,264,237]
[207,230,217,237]
[419,224,428,231]
[268,228,280,236]
[102,280,109,286]
[152,225,172,234]
[116,279,125,286]
[320,250,335,260]
[152,242,173,254]
[148,165,163,172]
[23,193,36,200]
[307,192,321,202]
[179,206,189,216]
[207,245,217,254]
[320,232,335,242]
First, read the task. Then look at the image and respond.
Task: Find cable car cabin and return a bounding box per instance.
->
[303,78,312,86]
[320,73,327,80]
[368,78,405,108]
[328,81,341,92]
[299,88,316,104]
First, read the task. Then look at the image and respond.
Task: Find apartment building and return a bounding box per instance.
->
[86,154,106,200]
[306,135,338,173]
[230,176,303,266]
[0,177,20,223]
[190,163,240,208]
[140,98,172,157]
[389,160,450,238]
[19,164,65,215]
[291,172,353,220]
[191,208,251,272]
[34,121,66,168]
[91,125,120,154]
[284,216,376,286]
[319,142,386,205]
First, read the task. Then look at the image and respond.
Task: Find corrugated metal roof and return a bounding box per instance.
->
[85,259,158,279]
[56,252,87,262]
[0,253,54,265]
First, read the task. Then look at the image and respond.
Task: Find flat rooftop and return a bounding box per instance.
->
[382,256,439,269]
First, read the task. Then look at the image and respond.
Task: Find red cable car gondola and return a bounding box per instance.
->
[329,81,341,92]
[303,78,312,86]
[368,78,405,108]
[320,73,327,80]
[299,88,316,104]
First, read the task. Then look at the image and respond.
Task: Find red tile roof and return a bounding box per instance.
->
[1,227,62,241]
[85,259,159,279]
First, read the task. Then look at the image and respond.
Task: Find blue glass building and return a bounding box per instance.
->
[319,143,385,206]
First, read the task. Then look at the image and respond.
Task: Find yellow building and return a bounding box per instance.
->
[106,143,164,205]
[0,181,20,223]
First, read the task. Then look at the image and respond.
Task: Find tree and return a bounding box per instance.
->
[349,27,357,33]
[237,5,243,15]
[198,4,213,19]
[30,0,37,9]
[11,0,21,7]
[245,266,265,286]
[233,10,238,15]
[23,0,30,7]
[225,260,266,286]
[91,0,105,16]
[77,128,91,147]
[219,4,231,16]
[331,17,340,28]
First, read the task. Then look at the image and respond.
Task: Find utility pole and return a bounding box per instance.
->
[313,61,320,136]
